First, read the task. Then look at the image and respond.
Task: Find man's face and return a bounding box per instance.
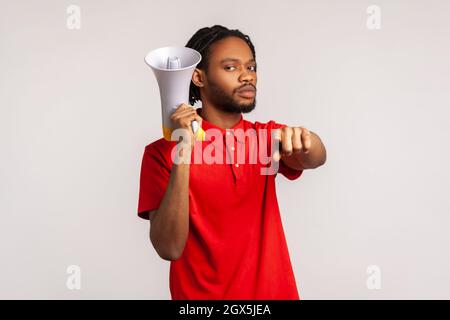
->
[201,36,257,114]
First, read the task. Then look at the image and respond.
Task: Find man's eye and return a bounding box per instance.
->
[224,65,257,71]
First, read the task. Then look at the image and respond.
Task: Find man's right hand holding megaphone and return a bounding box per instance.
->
[169,103,203,153]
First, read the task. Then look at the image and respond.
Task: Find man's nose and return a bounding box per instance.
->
[239,69,255,83]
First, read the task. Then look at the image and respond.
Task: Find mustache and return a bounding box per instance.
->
[236,84,256,92]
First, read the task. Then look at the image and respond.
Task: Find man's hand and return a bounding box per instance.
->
[273,126,326,170]
[275,126,311,159]
[170,103,202,151]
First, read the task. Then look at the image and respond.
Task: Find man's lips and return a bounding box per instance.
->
[237,85,256,98]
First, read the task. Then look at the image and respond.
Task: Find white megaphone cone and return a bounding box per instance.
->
[145,46,205,141]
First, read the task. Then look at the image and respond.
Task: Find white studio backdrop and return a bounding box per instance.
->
[1,0,449,299]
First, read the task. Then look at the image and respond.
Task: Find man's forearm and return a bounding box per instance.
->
[281,131,327,170]
[150,160,190,261]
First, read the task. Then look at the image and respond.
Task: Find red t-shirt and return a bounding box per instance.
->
[137,108,303,300]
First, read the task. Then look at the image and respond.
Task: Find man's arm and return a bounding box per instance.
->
[148,103,201,261]
[277,127,327,170]
[149,162,190,261]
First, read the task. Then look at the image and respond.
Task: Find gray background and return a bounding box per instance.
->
[1,0,449,299]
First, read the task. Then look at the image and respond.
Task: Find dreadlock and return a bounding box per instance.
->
[185,25,256,105]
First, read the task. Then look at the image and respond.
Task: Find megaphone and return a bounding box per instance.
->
[145,46,206,141]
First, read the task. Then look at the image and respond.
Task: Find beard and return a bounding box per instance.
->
[206,78,256,114]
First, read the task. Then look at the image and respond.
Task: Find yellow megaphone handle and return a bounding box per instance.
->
[162,123,206,142]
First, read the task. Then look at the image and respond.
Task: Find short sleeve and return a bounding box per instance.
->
[270,121,304,181]
[137,145,171,220]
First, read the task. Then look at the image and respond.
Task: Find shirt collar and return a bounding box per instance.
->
[196,108,246,143]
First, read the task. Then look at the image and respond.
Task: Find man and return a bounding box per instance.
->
[137,25,327,300]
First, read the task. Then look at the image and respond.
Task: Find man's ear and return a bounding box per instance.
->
[192,68,205,88]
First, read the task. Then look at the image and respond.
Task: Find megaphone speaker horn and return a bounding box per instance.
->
[145,46,206,141]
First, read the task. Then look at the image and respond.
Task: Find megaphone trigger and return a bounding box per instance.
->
[191,120,199,134]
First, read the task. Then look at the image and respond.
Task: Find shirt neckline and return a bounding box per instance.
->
[196,107,245,143]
